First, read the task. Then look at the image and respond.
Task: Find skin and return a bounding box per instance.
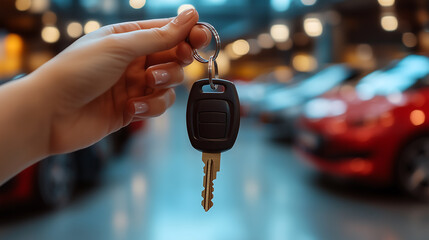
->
[0,9,211,184]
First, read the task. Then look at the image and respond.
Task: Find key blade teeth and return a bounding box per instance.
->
[201,153,221,212]
[201,199,214,212]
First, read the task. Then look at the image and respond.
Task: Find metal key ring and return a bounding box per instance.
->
[208,56,219,89]
[193,22,221,63]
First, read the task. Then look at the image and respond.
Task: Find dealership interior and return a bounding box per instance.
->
[1,0,429,239]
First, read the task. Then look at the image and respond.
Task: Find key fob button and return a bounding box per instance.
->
[198,123,226,139]
[198,112,226,123]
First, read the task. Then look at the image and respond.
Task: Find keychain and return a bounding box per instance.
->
[186,22,240,211]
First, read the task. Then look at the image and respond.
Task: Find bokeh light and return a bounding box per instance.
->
[273,66,293,83]
[225,43,241,60]
[301,0,317,6]
[31,0,50,13]
[378,0,395,7]
[177,4,195,15]
[402,32,417,48]
[15,0,31,11]
[247,39,261,55]
[410,110,425,126]
[381,15,398,31]
[67,22,83,38]
[257,33,275,49]
[129,0,146,9]
[304,17,323,37]
[84,20,101,34]
[42,11,57,25]
[270,0,291,12]
[356,44,373,61]
[41,26,60,43]
[292,53,317,72]
[270,24,290,42]
[232,39,250,56]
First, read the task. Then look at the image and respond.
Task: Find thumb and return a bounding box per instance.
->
[120,9,199,57]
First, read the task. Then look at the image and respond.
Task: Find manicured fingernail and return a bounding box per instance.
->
[152,70,170,85]
[173,8,196,25]
[183,47,194,64]
[134,102,148,114]
[202,28,211,47]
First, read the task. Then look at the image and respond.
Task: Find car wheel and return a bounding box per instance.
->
[74,146,105,184]
[396,136,429,201]
[36,154,76,208]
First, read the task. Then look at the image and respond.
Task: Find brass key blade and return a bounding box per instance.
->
[202,158,214,212]
[201,152,221,212]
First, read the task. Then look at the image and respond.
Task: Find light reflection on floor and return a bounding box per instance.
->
[1,89,429,240]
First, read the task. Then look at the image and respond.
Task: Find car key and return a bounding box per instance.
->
[185,22,239,211]
[187,78,240,212]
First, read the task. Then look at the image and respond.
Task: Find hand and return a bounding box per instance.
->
[32,9,210,154]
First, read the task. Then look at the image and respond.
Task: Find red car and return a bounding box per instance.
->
[296,55,429,200]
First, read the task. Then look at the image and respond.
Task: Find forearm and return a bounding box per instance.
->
[0,73,53,184]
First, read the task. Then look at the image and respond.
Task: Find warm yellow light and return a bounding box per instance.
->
[5,34,24,56]
[232,39,250,56]
[67,22,83,38]
[42,11,57,25]
[304,17,323,37]
[410,110,425,126]
[356,44,373,61]
[129,0,146,9]
[84,21,101,34]
[217,50,231,76]
[270,24,290,42]
[301,0,317,6]
[177,4,195,15]
[15,0,31,11]
[292,53,317,72]
[381,15,398,32]
[257,33,275,49]
[184,61,205,83]
[274,66,293,83]
[31,0,49,13]
[41,26,60,43]
[378,0,395,7]
[225,43,241,60]
[402,32,417,48]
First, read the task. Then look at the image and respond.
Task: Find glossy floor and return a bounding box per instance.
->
[1,91,429,240]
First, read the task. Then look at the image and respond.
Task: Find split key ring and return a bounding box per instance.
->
[191,22,221,90]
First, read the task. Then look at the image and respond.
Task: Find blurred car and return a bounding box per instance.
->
[0,74,146,208]
[259,64,360,139]
[236,70,302,118]
[295,55,429,200]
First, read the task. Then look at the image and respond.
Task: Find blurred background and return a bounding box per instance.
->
[2,0,429,239]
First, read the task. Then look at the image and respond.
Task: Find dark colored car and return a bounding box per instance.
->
[296,55,429,200]
[0,74,146,207]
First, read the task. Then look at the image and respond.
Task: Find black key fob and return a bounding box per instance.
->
[186,79,240,153]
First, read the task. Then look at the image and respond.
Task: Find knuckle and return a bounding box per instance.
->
[151,27,174,49]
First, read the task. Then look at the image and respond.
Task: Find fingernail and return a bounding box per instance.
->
[173,8,196,25]
[202,28,211,47]
[134,102,148,114]
[183,48,194,65]
[152,70,170,85]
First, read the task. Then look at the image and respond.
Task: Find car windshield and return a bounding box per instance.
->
[356,55,429,100]
[264,65,353,111]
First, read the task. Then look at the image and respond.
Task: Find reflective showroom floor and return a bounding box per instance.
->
[1,88,429,240]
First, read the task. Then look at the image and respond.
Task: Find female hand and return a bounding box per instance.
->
[34,9,209,154]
